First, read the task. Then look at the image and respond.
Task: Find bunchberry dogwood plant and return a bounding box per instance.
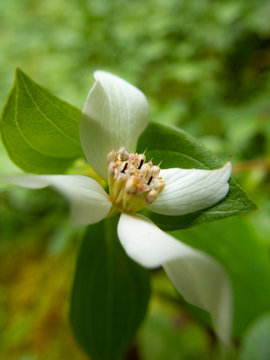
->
[2,71,233,344]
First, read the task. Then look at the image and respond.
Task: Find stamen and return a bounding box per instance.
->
[107,147,165,213]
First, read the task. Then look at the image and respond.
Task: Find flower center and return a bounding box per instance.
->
[107,147,165,213]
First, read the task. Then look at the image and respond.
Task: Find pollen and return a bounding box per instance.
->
[107,147,165,213]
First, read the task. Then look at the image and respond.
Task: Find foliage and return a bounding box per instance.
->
[1,69,83,173]
[0,0,269,359]
[70,217,150,360]
[239,313,270,360]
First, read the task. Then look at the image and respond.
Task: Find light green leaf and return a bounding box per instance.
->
[70,216,151,360]
[0,68,83,174]
[240,313,270,360]
[137,122,256,230]
[171,217,270,338]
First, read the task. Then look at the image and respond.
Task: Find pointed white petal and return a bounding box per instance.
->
[148,162,232,216]
[118,213,232,344]
[1,175,112,225]
[80,71,149,179]
[164,257,232,345]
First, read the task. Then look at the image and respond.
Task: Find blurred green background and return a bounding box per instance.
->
[0,0,269,359]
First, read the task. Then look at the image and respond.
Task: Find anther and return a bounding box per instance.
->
[138,159,144,169]
[147,176,153,185]
[121,162,128,173]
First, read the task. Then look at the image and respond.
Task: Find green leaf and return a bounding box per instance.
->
[240,313,270,360]
[171,217,270,338]
[70,216,151,360]
[0,68,83,174]
[137,122,256,230]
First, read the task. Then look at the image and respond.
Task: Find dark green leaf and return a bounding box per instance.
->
[240,313,270,360]
[138,122,256,230]
[0,68,83,173]
[171,217,270,337]
[70,216,151,360]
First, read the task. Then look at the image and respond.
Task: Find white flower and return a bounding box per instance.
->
[2,71,233,344]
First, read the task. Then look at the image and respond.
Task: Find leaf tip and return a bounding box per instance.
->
[15,67,29,84]
[15,66,22,77]
[15,66,23,75]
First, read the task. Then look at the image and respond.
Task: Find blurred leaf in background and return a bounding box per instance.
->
[239,313,270,360]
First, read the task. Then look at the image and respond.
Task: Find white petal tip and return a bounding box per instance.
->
[223,161,232,179]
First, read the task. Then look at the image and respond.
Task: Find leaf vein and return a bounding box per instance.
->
[20,75,80,147]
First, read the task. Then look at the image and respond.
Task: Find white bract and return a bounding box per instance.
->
[2,71,233,344]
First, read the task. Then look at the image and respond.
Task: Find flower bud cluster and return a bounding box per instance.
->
[107,147,165,213]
